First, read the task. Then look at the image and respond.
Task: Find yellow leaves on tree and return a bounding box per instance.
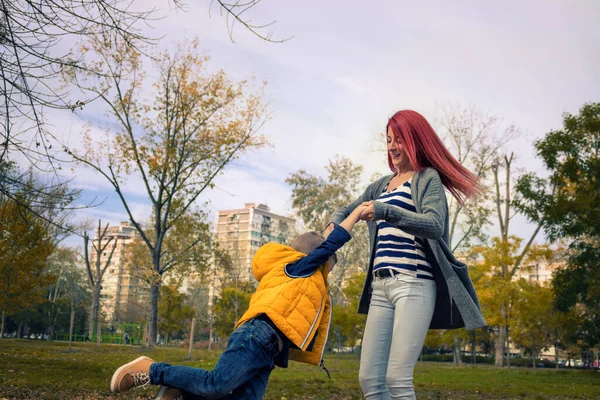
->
[472,236,554,327]
[63,34,270,345]
[0,199,54,316]
[157,282,195,343]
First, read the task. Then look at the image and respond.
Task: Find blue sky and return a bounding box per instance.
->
[44,0,599,248]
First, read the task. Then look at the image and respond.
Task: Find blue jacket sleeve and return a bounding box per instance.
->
[284,225,352,278]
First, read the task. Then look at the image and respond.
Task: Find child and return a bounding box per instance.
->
[109,204,366,400]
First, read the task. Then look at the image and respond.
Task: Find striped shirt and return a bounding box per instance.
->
[373,180,434,280]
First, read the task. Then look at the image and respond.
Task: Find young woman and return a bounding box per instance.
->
[326,110,486,399]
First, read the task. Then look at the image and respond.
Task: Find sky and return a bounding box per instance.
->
[40,0,599,249]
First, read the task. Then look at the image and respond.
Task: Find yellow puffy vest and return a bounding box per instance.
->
[235,243,332,366]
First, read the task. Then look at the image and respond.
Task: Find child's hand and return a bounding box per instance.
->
[323,223,335,238]
[339,204,367,234]
[351,203,368,218]
[359,201,375,221]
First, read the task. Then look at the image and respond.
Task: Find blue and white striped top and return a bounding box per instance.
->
[373,180,434,280]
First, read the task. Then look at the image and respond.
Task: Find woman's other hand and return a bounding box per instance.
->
[360,201,375,221]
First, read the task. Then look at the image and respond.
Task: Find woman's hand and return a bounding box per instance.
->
[359,201,375,221]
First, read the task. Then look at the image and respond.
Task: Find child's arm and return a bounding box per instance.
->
[338,204,365,234]
[285,205,366,278]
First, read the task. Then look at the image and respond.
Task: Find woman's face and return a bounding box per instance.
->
[387,127,410,171]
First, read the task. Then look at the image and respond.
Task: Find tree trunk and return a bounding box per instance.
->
[208,285,214,351]
[17,323,24,339]
[149,282,160,346]
[495,325,506,367]
[506,326,511,368]
[452,336,463,366]
[0,310,5,339]
[143,324,149,347]
[554,340,559,370]
[188,317,196,360]
[88,285,100,340]
[68,294,75,352]
[471,330,477,364]
[96,317,101,347]
[531,336,536,369]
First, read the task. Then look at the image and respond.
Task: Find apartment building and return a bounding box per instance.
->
[92,221,149,323]
[513,261,562,285]
[214,203,296,283]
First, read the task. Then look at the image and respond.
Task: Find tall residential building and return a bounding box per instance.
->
[214,203,296,282]
[455,252,563,287]
[92,221,149,323]
[513,261,563,285]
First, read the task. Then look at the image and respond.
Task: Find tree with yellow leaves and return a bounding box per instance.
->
[62,34,269,345]
[0,197,54,338]
[510,280,554,368]
[472,235,553,367]
[158,281,195,344]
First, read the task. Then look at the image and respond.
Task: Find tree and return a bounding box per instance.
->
[286,156,370,298]
[0,161,77,243]
[330,272,367,349]
[63,36,268,345]
[82,220,119,339]
[511,280,554,368]
[43,246,87,341]
[548,306,582,369]
[212,283,254,338]
[437,103,518,252]
[158,282,195,344]
[0,196,54,337]
[514,102,600,347]
[472,235,552,367]
[0,0,166,220]
[0,161,77,338]
[478,152,548,367]
[436,104,518,366]
[0,0,282,222]
[123,214,216,325]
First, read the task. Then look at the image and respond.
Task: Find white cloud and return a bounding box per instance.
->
[33,0,598,248]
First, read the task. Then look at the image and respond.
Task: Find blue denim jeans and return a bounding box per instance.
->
[150,318,281,399]
[359,273,436,399]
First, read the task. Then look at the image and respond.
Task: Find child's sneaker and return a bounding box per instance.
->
[109,356,154,393]
[155,386,183,400]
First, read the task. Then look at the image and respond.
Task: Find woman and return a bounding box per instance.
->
[326,110,486,399]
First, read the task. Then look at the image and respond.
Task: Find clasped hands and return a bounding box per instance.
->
[357,200,375,221]
[323,201,375,237]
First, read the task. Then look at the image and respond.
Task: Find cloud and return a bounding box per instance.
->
[33,0,598,249]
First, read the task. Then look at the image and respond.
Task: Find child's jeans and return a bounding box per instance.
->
[150,318,282,399]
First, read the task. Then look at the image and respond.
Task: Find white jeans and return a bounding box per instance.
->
[359,273,436,400]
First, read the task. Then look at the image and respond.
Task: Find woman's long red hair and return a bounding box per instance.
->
[387,110,481,204]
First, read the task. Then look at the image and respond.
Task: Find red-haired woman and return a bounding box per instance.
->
[326,110,486,399]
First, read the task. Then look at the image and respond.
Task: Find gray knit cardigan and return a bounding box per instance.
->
[328,167,486,330]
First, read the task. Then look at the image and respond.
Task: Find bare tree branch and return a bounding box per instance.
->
[212,0,292,43]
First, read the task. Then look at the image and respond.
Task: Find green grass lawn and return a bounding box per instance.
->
[0,339,598,399]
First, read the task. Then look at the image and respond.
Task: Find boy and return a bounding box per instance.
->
[109,204,366,400]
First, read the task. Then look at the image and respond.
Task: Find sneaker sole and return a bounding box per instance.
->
[110,356,152,393]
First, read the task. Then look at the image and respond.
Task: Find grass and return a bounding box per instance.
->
[0,339,599,399]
